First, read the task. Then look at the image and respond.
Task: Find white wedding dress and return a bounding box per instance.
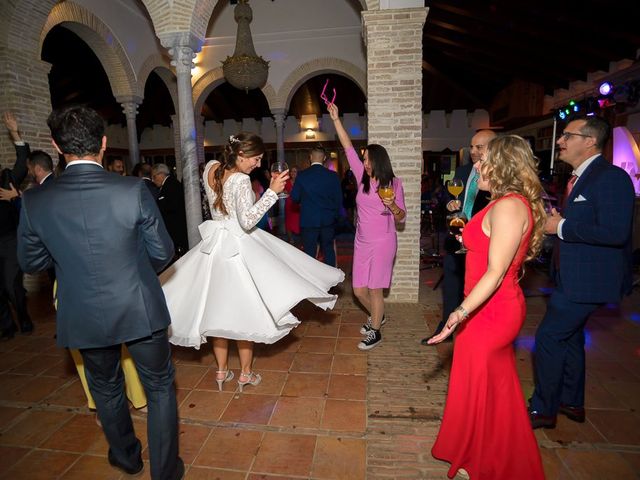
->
[160,160,345,348]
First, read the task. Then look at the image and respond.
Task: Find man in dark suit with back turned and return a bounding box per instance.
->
[17,106,183,479]
[421,129,496,344]
[290,144,342,266]
[529,116,634,429]
[152,163,188,256]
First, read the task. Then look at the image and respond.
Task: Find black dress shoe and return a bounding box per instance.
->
[173,457,185,480]
[529,410,557,429]
[559,404,586,423]
[108,450,144,476]
[20,320,33,335]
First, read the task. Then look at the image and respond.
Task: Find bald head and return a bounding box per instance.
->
[470,129,497,164]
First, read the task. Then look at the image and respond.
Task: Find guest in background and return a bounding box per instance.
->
[284,166,301,244]
[429,135,546,479]
[328,103,406,351]
[250,168,272,233]
[133,161,159,199]
[106,157,126,176]
[152,163,188,256]
[529,116,635,429]
[341,168,357,228]
[290,145,342,266]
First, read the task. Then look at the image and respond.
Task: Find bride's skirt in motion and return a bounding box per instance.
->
[160,220,345,348]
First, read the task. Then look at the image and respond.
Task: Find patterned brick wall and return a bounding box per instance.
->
[363,7,427,302]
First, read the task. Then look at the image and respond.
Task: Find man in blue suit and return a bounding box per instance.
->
[290,144,342,266]
[17,106,183,479]
[530,116,635,429]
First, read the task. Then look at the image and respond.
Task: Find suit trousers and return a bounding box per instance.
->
[0,232,30,331]
[439,235,465,332]
[531,285,600,416]
[301,225,336,267]
[80,328,179,480]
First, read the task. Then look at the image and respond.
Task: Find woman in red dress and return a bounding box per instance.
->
[429,135,546,479]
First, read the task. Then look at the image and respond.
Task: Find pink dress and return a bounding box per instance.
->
[346,147,405,289]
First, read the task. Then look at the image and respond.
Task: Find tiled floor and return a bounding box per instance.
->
[0,238,639,479]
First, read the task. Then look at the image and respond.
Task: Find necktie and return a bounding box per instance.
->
[462,170,478,219]
[562,174,578,209]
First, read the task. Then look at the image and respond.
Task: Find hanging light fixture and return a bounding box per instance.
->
[222,0,269,93]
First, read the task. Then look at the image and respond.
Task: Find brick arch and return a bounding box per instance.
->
[365,0,380,10]
[40,2,138,99]
[275,58,367,112]
[138,54,179,113]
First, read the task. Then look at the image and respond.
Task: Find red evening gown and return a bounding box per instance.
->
[432,193,545,479]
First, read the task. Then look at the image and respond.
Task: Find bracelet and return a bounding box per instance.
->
[454,305,469,320]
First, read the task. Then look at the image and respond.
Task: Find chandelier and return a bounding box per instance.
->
[222,0,269,92]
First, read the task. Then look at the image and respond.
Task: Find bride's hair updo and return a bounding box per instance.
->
[212,132,265,215]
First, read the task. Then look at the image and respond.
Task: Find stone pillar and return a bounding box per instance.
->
[195,114,206,166]
[272,108,287,235]
[168,45,202,248]
[362,7,428,303]
[170,114,183,180]
[119,97,142,172]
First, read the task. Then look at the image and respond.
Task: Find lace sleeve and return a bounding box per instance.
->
[233,175,278,230]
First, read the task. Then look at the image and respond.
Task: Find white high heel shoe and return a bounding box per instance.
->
[215,370,234,391]
[237,371,261,392]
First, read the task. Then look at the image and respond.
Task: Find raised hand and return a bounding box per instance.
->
[3,112,18,133]
[269,170,289,194]
[0,183,19,202]
[327,103,339,121]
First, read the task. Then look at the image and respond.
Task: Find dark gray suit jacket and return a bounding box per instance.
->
[17,163,175,349]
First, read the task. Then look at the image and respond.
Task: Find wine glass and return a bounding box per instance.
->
[447,212,468,254]
[270,162,289,199]
[447,178,464,210]
[378,185,394,216]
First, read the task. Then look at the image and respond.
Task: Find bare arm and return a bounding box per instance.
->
[327,103,353,151]
[3,111,22,143]
[429,197,528,343]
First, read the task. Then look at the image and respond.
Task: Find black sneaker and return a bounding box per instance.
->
[358,328,382,350]
[359,315,387,335]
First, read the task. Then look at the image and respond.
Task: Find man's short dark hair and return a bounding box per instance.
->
[577,115,610,150]
[47,105,105,156]
[310,144,326,157]
[28,150,53,173]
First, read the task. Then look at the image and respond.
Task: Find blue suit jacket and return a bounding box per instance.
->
[290,163,342,228]
[17,163,175,349]
[559,155,635,304]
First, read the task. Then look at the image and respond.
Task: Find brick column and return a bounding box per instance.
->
[362,7,427,303]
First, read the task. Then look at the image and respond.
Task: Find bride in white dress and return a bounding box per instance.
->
[160,133,345,391]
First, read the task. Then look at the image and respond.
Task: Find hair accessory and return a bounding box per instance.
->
[229,135,240,145]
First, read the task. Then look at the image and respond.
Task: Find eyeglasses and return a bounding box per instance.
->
[558,131,592,141]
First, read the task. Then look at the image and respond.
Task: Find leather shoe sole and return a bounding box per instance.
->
[529,411,557,429]
[559,404,586,423]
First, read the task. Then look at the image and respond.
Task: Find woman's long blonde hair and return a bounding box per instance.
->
[479,135,546,261]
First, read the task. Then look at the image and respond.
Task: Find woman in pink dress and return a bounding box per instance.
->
[328,103,406,350]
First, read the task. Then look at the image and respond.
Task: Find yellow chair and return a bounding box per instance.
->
[54,281,147,409]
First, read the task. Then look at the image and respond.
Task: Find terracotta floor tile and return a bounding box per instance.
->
[252,432,316,477]
[41,414,104,453]
[331,354,367,375]
[305,322,340,338]
[334,338,365,355]
[338,324,363,338]
[539,448,572,480]
[241,370,288,396]
[220,394,278,425]
[262,336,302,353]
[194,369,227,392]
[601,380,640,410]
[14,336,57,354]
[0,445,30,476]
[6,375,69,403]
[59,454,121,480]
[298,336,336,354]
[587,409,640,445]
[290,353,333,374]
[556,449,638,480]
[171,346,216,366]
[186,466,247,479]
[618,452,640,474]
[584,379,625,409]
[0,373,33,400]
[194,427,262,470]
[544,415,605,444]
[45,378,91,408]
[41,353,77,378]
[340,311,367,324]
[306,311,341,325]
[327,374,366,400]
[586,360,640,383]
[253,352,296,371]
[179,390,233,422]
[281,372,329,398]
[0,405,28,430]
[176,424,212,464]
[321,399,366,432]
[312,436,366,480]
[0,352,35,373]
[269,397,324,429]
[0,410,74,447]
[246,474,301,480]
[174,364,209,390]
[176,388,191,407]
[3,449,79,480]
[9,353,62,376]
